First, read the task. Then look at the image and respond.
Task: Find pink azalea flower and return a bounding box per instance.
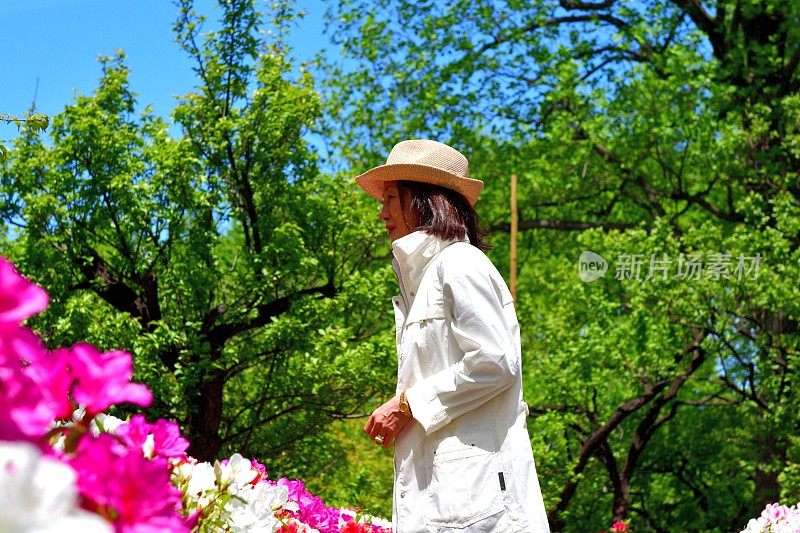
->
[0,325,54,441]
[116,415,189,459]
[0,322,47,365]
[184,508,203,530]
[70,434,188,533]
[277,478,342,533]
[341,521,382,533]
[0,256,58,441]
[340,514,392,533]
[63,344,153,415]
[0,257,49,324]
[611,520,629,532]
[339,509,393,533]
[250,458,268,484]
[278,520,302,533]
[761,503,791,522]
[24,345,75,420]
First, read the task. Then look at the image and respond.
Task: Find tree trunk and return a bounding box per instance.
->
[186,369,225,462]
[612,479,631,523]
[753,430,781,512]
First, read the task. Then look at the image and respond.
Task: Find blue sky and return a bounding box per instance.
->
[0,0,331,141]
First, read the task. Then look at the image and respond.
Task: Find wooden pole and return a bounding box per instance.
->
[510,173,518,301]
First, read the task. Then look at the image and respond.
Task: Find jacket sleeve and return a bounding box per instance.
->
[404,251,520,435]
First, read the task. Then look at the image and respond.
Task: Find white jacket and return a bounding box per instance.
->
[390,231,550,532]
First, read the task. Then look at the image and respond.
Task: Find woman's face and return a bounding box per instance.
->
[380,182,415,241]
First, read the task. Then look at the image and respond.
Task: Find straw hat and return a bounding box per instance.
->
[354,139,484,205]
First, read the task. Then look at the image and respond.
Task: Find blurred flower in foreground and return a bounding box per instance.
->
[0,254,392,532]
[0,441,112,533]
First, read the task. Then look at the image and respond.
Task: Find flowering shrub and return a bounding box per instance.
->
[740,503,800,533]
[0,256,390,532]
[598,504,800,533]
[600,520,629,533]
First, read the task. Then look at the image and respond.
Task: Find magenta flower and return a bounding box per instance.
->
[250,458,268,484]
[0,256,55,440]
[116,415,189,459]
[0,325,54,441]
[70,434,188,533]
[0,322,47,363]
[0,257,49,324]
[277,478,342,533]
[63,344,153,415]
[25,345,74,420]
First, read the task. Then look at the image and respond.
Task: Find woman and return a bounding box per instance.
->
[356,139,550,532]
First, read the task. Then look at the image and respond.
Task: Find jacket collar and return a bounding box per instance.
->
[391,230,466,304]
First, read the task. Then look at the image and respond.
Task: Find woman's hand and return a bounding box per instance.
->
[364,395,412,449]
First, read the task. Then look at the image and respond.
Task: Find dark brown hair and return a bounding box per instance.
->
[398,180,491,251]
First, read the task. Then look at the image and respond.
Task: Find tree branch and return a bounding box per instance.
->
[547,330,708,527]
[72,246,156,326]
[614,335,707,519]
[207,281,336,347]
[492,219,636,232]
[547,377,670,527]
[559,0,614,9]
[472,13,651,59]
[668,0,726,59]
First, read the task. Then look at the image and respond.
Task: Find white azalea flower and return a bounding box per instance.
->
[215,453,258,493]
[0,441,112,533]
[49,411,126,451]
[173,459,219,508]
[225,482,290,532]
[223,479,298,533]
[92,412,126,435]
[229,453,259,487]
[187,462,218,504]
[740,517,768,533]
[256,481,290,510]
[284,499,300,513]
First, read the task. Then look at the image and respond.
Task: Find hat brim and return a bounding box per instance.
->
[354,163,484,206]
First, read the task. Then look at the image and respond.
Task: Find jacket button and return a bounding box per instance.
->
[410,291,415,296]
[401,491,406,498]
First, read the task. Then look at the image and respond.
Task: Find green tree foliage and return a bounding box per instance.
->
[0,112,48,161]
[0,0,398,497]
[324,0,800,530]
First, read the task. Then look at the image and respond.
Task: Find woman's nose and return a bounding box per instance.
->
[379,202,390,220]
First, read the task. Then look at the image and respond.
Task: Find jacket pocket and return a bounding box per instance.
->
[401,301,446,371]
[425,431,507,528]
